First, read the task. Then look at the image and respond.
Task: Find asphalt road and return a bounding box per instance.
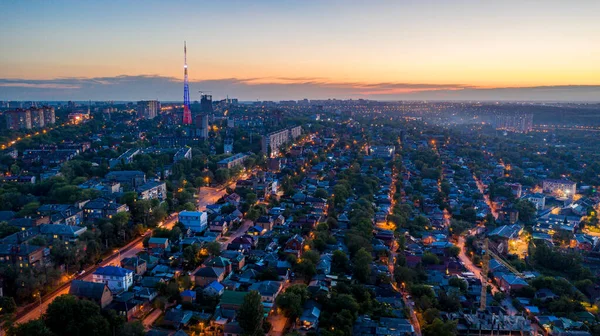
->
[8,215,179,329]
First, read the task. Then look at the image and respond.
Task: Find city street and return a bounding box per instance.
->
[457,236,499,295]
[8,215,179,329]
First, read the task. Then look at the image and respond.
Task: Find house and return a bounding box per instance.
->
[223,322,243,336]
[204,281,225,297]
[106,294,145,321]
[105,170,146,188]
[121,257,147,275]
[256,216,274,231]
[496,273,528,293]
[0,244,45,268]
[163,308,193,329]
[69,280,113,308]
[147,237,170,252]
[92,266,134,293]
[220,250,245,271]
[248,281,282,303]
[194,267,225,286]
[210,217,230,236]
[203,256,232,276]
[39,224,87,243]
[181,289,197,303]
[218,290,248,311]
[284,234,305,256]
[298,301,321,332]
[225,193,241,206]
[136,181,167,201]
[178,211,208,233]
[83,198,128,222]
[247,225,266,236]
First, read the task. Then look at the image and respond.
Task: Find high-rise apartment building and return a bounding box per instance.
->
[5,109,31,130]
[136,100,160,119]
[195,114,209,139]
[494,113,533,133]
[30,108,45,128]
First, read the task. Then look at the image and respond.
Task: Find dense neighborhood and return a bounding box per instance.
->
[1,100,600,336]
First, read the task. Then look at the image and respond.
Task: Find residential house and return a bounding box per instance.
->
[0,244,45,268]
[181,289,197,303]
[220,250,245,271]
[121,257,147,275]
[136,181,167,201]
[248,281,283,303]
[194,267,225,286]
[284,234,305,257]
[92,266,134,293]
[203,281,225,297]
[83,198,128,222]
[147,237,170,252]
[39,224,87,244]
[69,280,113,308]
[256,216,274,231]
[178,211,208,233]
[105,170,146,188]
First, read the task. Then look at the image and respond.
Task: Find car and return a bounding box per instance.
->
[95,259,103,265]
[77,270,86,276]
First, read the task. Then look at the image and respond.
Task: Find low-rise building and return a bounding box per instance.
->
[0,244,44,268]
[92,266,134,293]
[136,180,167,201]
[69,280,113,308]
[178,211,208,233]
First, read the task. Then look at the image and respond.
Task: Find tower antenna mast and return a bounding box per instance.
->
[182,41,192,125]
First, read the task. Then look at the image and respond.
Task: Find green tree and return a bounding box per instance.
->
[44,294,110,336]
[119,321,145,336]
[206,241,222,256]
[238,291,264,336]
[8,319,54,336]
[422,318,457,336]
[352,248,372,283]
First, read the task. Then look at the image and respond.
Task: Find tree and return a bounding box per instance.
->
[515,200,537,224]
[119,321,145,336]
[8,319,54,336]
[44,294,110,336]
[314,188,328,199]
[448,245,460,258]
[352,248,372,283]
[245,193,257,205]
[332,250,349,274]
[0,296,17,314]
[206,241,222,256]
[422,318,457,336]
[238,291,264,336]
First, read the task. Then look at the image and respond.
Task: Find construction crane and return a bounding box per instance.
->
[479,238,524,311]
[480,239,490,311]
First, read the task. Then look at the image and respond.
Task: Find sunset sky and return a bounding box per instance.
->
[1,0,600,101]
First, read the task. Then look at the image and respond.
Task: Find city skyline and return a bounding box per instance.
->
[2,0,600,101]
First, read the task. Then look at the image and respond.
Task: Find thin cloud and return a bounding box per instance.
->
[0,75,599,101]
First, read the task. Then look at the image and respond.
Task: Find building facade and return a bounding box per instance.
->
[136,100,160,119]
[178,211,208,233]
[92,266,134,293]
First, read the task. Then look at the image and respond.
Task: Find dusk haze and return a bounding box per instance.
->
[1,2,600,336]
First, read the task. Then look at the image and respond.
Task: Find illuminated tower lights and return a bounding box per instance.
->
[182,41,192,125]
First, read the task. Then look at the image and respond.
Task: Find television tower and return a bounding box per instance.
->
[182,41,192,125]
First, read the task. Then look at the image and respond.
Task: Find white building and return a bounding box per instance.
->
[179,211,208,233]
[542,179,576,198]
[92,266,134,293]
[524,193,546,210]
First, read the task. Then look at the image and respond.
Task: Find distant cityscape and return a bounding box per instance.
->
[2,1,600,336]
